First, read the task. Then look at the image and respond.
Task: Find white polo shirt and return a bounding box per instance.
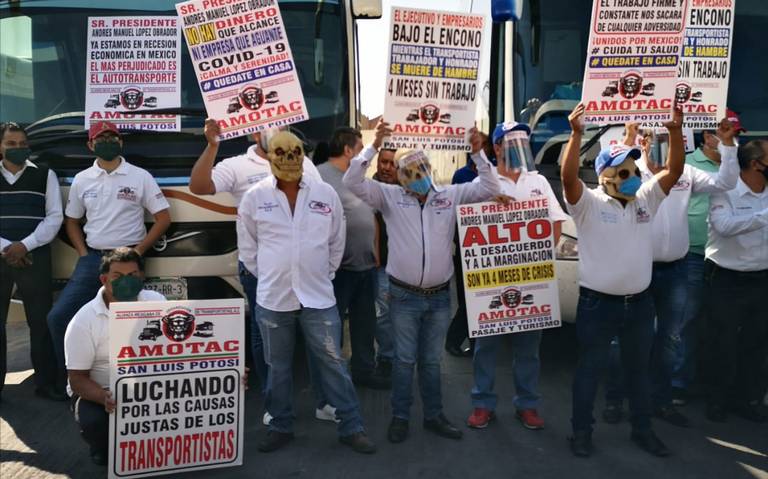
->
[343,146,501,288]
[237,175,345,312]
[65,158,170,250]
[211,145,321,274]
[0,160,63,252]
[476,170,570,223]
[706,178,768,272]
[64,287,165,395]
[566,178,667,295]
[637,143,738,262]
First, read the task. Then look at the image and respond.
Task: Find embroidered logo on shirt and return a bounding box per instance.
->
[83,188,98,199]
[636,206,651,223]
[600,210,618,224]
[672,179,691,191]
[257,201,279,212]
[429,197,453,209]
[309,200,332,215]
[530,188,543,196]
[117,186,137,201]
[247,173,268,184]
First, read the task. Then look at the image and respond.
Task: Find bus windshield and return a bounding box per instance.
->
[511,0,767,132]
[0,0,349,146]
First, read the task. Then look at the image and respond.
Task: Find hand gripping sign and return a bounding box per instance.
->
[108,299,245,478]
[176,0,308,140]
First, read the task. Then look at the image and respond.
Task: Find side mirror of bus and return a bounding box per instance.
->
[491,0,522,22]
[351,0,382,19]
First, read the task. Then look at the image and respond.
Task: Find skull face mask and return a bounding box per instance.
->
[395,150,433,196]
[595,146,643,202]
[268,131,304,182]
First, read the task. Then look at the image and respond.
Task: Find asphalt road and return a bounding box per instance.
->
[1,312,766,479]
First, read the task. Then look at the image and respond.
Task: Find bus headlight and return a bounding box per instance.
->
[555,234,578,260]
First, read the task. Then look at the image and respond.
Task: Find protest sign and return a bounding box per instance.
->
[457,201,561,338]
[599,125,695,152]
[581,0,688,126]
[86,17,181,131]
[176,0,307,141]
[677,0,735,129]
[108,299,245,478]
[382,7,485,152]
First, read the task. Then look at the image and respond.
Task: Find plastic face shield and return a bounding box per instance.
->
[501,130,535,173]
[396,150,434,195]
[650,133,669,167]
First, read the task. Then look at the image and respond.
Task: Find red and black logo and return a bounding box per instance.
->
[161,309,196,342]
[619,71,643,100]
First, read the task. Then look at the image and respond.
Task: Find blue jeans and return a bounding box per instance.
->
[333,268,377,378]
[389,283,451,421]
[471,330,542,411]
[374,267,394,363]
[672,252,706,390]
[47,250,102,370]
[238,262,268,396]
[572,288,655,434]
[604,259,687,408]
[256,304,364,436]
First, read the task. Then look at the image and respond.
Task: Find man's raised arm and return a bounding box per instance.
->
[342,120,393,211]
[562,104,585,205]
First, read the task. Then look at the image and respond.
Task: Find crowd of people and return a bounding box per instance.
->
[0,103,766,466]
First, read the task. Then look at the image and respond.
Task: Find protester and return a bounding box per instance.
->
[0,122,63,401]
[238,131,376,454]
[467,122,568,431]
[47,121,170,390]
[602,119,739,427]
[372,148,397,378]
[702,139,768,423]
[672,109,746,405]
[343,121,500,444]
[318,127,389,389]
[445,133,495,358]
[64,248,165,465]
[189,119,321,411]
[562,104,684,458]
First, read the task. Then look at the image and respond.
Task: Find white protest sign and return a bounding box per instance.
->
[383,7,485,152]
[457,201,561,338]
[677,0,735,129]
[85,17,181,131]
[176,0,308,140]
[108,299,245,478]
[581,0,688,126]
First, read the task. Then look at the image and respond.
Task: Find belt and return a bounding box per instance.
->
[706,260,768,279]
[87,245,137,255]
[579,286,650,304]
[389,276,449,296]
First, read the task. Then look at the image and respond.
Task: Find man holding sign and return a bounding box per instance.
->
[466,122,568,431]
[343,122,500,444]
[562,104,684,458]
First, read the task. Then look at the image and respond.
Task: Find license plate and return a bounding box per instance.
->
[144,277,188,300]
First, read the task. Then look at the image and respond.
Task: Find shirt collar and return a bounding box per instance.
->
[689,148,718,167]
[246,145,269,164]
[735,177,767,198]
[0,159,37,176]
[89,156,129,177]
[93,287,109,317]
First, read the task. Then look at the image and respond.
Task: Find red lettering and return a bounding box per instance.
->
[118,346,137,359]
[137,345,163,357]
[462,226,486,247]
[528,219,552,239]
[223,340,239,352]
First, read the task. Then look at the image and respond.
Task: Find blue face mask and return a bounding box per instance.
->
[406,177,432,196]
[618,176,642,196]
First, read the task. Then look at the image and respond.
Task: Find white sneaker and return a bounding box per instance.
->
[262,411,273,426]
[315,404,340,423]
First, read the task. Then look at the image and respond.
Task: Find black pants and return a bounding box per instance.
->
[73,396,108,454]
[446,236,469,349]
[0,245,57,393]
[703,261,768,406]
[333,268,377,378]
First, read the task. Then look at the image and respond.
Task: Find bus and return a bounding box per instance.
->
[0,0,381,302]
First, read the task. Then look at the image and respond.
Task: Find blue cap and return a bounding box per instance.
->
[492,121,531,145]
[594,146,642,175]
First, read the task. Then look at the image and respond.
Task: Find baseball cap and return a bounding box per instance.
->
[88,121,121,141]
[594,146,642,175]
[725,108,746,134]
[492,121,531,145]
